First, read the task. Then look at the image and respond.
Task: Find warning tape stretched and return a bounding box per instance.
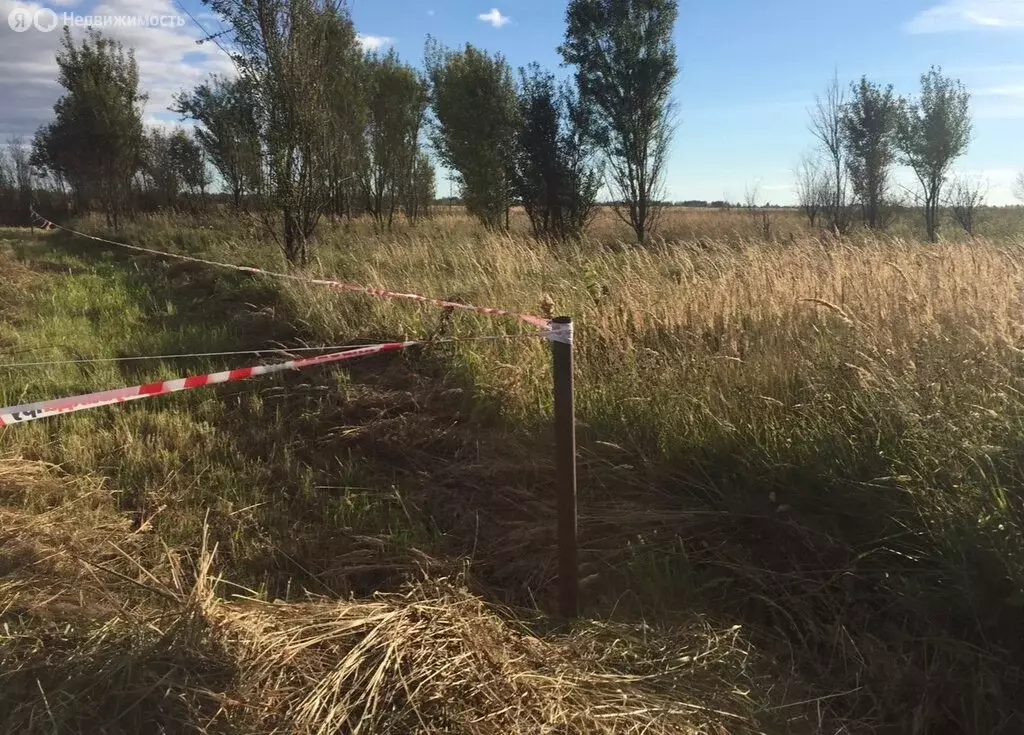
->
[30,211,552,330]
[0,341,413,426]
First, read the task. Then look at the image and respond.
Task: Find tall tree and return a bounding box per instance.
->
[142,127,181,207]
[1013,171,1024,202]
[425,39,520,231]
[174,76,261,209]
[2,138,34,218]
[841,77,899,229]
[323,13,368,220]
[559,0,678,245]
[513,64,600,241]
[362,50,428,228]
[31,28,146,227]
[204,0,362,263]
[896,66,971,243]
[403,150,436,221]
[169,129,210,198]
[808,73,853,235]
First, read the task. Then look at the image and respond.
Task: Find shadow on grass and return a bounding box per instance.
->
[0,617,237,735]
[23,230,526,601]
[22,227,1024,731]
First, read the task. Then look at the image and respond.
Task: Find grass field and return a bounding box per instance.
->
[2,205,1024,733]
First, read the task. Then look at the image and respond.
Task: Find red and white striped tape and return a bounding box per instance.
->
[0,341,413,426]
[30,211,552,330]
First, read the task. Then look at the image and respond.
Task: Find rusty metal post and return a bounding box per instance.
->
[550,316,578,617]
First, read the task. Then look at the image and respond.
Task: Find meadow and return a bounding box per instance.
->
[2,204,1024,733]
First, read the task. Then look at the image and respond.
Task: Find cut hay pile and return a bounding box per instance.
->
[1,457,758,735]
[202,580,749,735]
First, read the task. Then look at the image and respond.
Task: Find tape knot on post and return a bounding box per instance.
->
[547,319,574,345]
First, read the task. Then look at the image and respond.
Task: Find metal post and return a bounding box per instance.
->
[550,316,578,617]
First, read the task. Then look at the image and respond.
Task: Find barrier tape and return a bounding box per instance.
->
[0,341,413,426]
[547,320,573,345]
[30,211,552,330]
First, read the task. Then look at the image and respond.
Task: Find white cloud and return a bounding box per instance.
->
[357,34,394,52]
[477,8,510,27]
[906,0,1024,33]
[976,84,1024,98]
[0,0,234,139]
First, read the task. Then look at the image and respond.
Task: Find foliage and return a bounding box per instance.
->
[173,76,261,208]
[404,150,436,221]
[512,64,601,242]
[362,51,429,229]
[841,77,900,229]
[559,0,678,245]
[425,39,520,231]
[895,66,972,242]
[30,27,146,227]
[201,0,365,263]
[141,128,180,207]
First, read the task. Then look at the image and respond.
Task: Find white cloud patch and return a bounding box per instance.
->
[906,0,1024,33]
[478,8,510,27]
[357,34,394,52]
[976,84,1024,97]
[972,84,1024,118]
[0,0,234,139]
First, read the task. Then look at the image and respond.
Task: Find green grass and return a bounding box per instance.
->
[0,231,447,601]
[3,207,1024,733]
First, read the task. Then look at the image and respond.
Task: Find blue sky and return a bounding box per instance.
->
[2,0,1022,203]
[347,0,1024,204]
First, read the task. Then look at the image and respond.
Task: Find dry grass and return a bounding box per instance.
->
[1,456,761,734]
[3,207,1024,732]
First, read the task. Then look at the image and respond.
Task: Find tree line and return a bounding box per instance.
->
[3,0,1021,252]
[795,69,978,242]
[4,0,681,261]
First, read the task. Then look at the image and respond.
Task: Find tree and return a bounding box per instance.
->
[841,77,899,229]
[425,39,520,231]
[2,138,34,219]
[403,150,436,221]
[794,152,830,228]
[142,127,180,207]
[1014,171,1024,202]
[170,129,210,198]
[203,0,363,264]
[896,66,971,243]
[362,50,428,229]
[808,73,853,235]
[945,174,986,235]
[31,27,146,226]
[559,0,678,245]
[174,76,261,209]
[513,64,601,242]
[323,20,368,220]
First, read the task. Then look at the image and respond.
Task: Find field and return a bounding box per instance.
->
[2,205,1024,733]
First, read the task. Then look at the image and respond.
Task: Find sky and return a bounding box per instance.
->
[1,0,1022,204]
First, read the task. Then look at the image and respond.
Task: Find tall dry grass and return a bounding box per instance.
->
[4,207,1024,732]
